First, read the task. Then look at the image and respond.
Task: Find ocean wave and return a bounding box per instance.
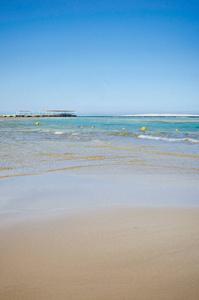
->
[120,114,199,117]
[138,135,199,143]
[54,131,81,136]
[54,131,64,135]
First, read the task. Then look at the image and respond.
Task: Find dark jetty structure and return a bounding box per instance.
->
[0,110,76,118]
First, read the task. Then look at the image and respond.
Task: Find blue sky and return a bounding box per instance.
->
[1,0,199,115]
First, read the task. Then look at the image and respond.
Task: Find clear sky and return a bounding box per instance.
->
[1,0,199,115]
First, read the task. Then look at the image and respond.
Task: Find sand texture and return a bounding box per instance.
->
[1,207,199,300]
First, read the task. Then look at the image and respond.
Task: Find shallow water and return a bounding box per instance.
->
[0,172,199,221]
[0,116,199,178]
[0,116,199,219]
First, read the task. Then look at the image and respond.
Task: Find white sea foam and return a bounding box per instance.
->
[92,139,106,144]
[138,135,199,143]
[120,114,199,117]
[54,131,64,135]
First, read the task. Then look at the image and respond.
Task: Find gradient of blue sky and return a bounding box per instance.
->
[1,0,199,115]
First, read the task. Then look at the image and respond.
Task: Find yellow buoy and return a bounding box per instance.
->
[36,122,39,125]
[81,126,83,128]
[105,127,107,129]
[123,128,125,130]
[176,129,178,132]
[142,127,146,131]
[69,125,71,127]
[92,126,94,128]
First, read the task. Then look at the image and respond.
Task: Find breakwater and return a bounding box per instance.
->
[0,114,76,118]
[0,110,76,118]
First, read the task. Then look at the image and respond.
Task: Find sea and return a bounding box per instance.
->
[0,115,199,178]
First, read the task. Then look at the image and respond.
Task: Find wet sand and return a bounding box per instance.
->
[1,206,199,300]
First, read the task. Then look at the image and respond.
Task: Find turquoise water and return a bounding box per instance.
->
[0,116,199,177]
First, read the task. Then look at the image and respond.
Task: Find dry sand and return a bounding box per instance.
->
[0,207,199,300]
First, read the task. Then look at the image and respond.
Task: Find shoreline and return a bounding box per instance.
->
[1,172,199,216]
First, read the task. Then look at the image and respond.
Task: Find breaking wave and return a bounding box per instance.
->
[138,135,199,143]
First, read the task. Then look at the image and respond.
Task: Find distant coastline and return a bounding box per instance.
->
[120,114,199,117]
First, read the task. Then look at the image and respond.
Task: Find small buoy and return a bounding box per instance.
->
[36,122,39,125]
[123,128,125,130]
[176,129,178,132]
[92,126,94,128]
[81,126,83,128]
[60,124,62,126]
[105,127,107,129]
[69,125,71,127]
[142,127,146,130]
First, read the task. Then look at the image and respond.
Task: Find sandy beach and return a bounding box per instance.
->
[1,0,199,298]
[1,170,199,300]
[1,205,199,300]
